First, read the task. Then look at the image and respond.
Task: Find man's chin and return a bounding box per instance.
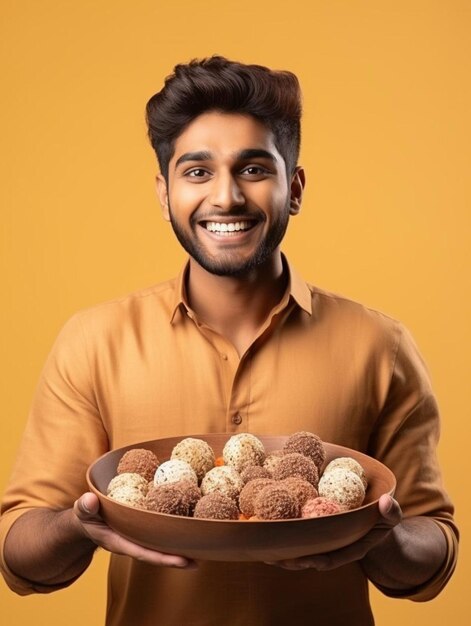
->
[190,247,275,277]
[193,258,258,277]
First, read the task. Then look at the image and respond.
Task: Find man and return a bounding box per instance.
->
[0,57,458,625]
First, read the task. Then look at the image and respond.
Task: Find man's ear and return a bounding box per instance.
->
[289,166,305,216]
[156,174,170,221]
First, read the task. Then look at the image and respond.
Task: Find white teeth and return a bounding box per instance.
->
[205,221,253,233]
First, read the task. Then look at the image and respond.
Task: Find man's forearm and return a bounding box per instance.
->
[4,508,96,586]
[4,493,196,588]
[361,516,447,590]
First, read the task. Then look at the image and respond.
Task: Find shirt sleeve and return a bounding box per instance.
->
[0,313,109,594]
[367,323,459,601]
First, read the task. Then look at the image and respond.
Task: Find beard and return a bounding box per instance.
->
[168,201,291,277]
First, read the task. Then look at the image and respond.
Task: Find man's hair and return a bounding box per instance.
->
[146,56,302,181]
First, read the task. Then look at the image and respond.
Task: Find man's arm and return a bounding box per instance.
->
[4,492,195,588]
[273,322,458,596]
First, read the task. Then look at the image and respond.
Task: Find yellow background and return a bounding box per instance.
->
[1,1,469,624]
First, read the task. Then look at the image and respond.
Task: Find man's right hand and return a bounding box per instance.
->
[73,492,197,569]
[3,492,196,589]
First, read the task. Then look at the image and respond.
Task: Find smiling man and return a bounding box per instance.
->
[0,57,458,626]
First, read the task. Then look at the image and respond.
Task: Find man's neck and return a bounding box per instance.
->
[186,253,288,356]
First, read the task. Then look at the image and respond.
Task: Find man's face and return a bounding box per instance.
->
[158,111,302,277]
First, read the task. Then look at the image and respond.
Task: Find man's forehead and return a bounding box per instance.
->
[170,111,280,165]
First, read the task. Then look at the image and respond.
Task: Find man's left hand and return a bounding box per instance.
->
[265,494,402,571]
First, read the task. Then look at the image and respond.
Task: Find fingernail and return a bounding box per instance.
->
[81,499,91,514]
[174,560,197,570]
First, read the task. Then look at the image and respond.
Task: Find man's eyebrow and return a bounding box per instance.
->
[175,151,212,168]
[237,149,278,162]
[174,148,278,169]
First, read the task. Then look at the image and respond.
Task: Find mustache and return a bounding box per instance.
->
[191,207,266,224]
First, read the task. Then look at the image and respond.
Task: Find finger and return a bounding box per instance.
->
[72,496,197,570]
[109,533,197,570]
[266,521,398,572]
[74,492,101,520]
[299,521,401,571]
[264,559,311,571]
[276,542,370,571]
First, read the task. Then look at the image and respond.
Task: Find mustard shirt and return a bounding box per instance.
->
[0,260,458,626]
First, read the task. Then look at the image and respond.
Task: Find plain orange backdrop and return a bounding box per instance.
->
[1,1,469,624]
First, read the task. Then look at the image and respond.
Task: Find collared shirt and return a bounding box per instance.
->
[0,259,458,626]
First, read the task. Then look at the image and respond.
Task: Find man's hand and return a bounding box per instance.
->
[265,494,402,571]
[74,492,197,569]
[4,493,197,588]
[265,493,448,592]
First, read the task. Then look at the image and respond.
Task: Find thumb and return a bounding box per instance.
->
[74,492,101,520]
[378,494,402,526]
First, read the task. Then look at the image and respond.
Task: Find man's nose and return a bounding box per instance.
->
[208,172,245,209]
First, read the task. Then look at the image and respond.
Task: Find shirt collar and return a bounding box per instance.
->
[169,254,312,324]
[169,262,191,324]
[285,258,312,315]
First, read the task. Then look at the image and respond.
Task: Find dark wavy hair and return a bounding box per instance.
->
[146,56,302,181]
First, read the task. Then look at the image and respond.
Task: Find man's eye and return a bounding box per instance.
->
[242,166,267,176]
[187,169,208,177]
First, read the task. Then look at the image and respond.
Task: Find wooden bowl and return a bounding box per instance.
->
[86,434,395,562]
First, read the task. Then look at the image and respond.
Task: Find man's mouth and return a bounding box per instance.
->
[201,220,257,236]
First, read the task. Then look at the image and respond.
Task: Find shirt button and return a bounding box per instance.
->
[231,413,243,425]
[221,353,228,360]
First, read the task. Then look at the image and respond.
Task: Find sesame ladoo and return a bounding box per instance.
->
[200,465,244,500]
[254,484,300,520]
[262,449,285,476]
[272,452,319,488]
[318,468,365,510]
[107,472,149,496]
[283,431,326,473]
[154,459,198,486]
[171,437,215,482]
[108,485,146,508]
[281,477,318,507]
[302,497,344,518]
[323,457,368,489]
[145,483,191,515]
[222,433,266,472]
[239,478,275,518]
[117,448,160,483]
[240,464,271,484]
[194,492,239,520]
[177,479,202,514]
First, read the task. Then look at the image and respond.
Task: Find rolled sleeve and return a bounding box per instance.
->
[368,324,458,599]
[0,313,109,593]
